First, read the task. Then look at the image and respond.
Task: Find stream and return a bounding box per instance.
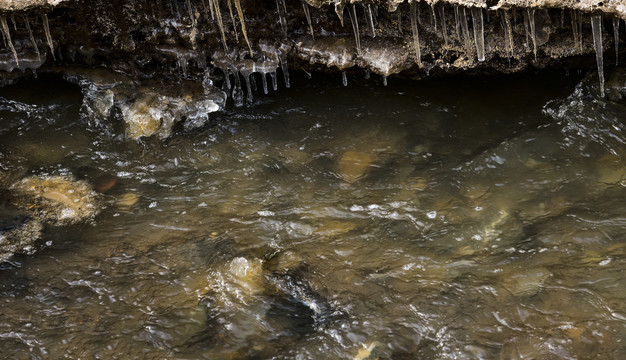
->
[0,69,625,359]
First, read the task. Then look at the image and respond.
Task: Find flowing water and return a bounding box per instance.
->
[0,70,625,359]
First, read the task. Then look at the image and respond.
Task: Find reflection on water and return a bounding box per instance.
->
[0,70,625,359]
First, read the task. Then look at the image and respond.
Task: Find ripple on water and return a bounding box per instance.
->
[0,71,625,358]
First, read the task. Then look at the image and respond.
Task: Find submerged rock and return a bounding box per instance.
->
[11,175,101,225]
[501,266,551,297]
[337,150,376,183]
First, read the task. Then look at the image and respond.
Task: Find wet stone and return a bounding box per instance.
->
[337,150,376,183]
[11,175,101,225]
[501,267,551,297]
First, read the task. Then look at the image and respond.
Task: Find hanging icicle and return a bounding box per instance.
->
[348,4,361,55]
[276,0,288,36]
[501,10,514,57]
[227,0,239,41]
[234,0,253,56]
[430,4,437,31]
[302,0,315,39]
[460,7,473,58]
[439,4,448,47]
[335,2,345,27]
[342,70,348,86]
[613,18,620,65]
[571,10,583,52]
[410,1,422,67]
[527,9,538,61]
[211,0,229,51]
[24,16,41,62]
[454,5,461,41]
[0,16,18,66]
[365,4,376,37]
[471,7,485,62]
[42,13,56,61]
[200,0,214,21]
[591,15,605,98]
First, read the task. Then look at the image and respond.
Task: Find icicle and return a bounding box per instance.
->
[502,10,514,57]
[223,69,232,90]
[24,16,41,62]
[454,5,461,41]
[200,0,213,20]
[397,11,402,34]
[261,72,268,94]
[250,73,257,92]
[410,2,422,67]
[280,55,290,88]
[234,0,253,56]
[460,7,472,58]
[523,9,530,48]
[430,4,437,31]
[226,0,239,42]
[0,16,18,66]
[42,14,56,61]
[382,75,387,86]
[302,1,314,39]
[439,4,448,47]
[233,72,244,107]
[244,74,253,103]
[0,25,6,47]
[591,15,605,98]
[527,9,537,61]
[471,8,485,62]
[276,0,288,36]
[335,2,345,27]
[10,15,17,31]
[212,0,229,51]
[613,18,620,65]
[342,70,347,86]
[240,62,254,103]
[186,0,198,49]
[365,69,370,79]
[571,11,583,51]
[348,4,361,55]
[270,70,278,91]
[365,4,376,37]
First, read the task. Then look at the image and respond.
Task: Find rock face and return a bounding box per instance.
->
[0,0,623,104]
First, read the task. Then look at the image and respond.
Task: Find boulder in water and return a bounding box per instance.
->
[11,175,101,225]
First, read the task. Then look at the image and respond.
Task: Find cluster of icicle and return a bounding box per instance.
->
[171,0,291,105]
[211,41,290,106]
[0,12,54,72]
[299,1,619,95]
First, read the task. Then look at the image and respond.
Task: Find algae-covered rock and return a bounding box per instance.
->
[11,175,101,225]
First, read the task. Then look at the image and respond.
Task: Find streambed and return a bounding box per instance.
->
[0,70,625,359]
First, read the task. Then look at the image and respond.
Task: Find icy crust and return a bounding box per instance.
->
[0,0,67,10]
[494,1,626,19]
[63,68,227,140]
[301,1,625,18]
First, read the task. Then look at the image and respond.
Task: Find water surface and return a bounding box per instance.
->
[0,70,625,359]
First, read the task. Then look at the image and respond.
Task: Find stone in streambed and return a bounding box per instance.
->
[11,175,101,225]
